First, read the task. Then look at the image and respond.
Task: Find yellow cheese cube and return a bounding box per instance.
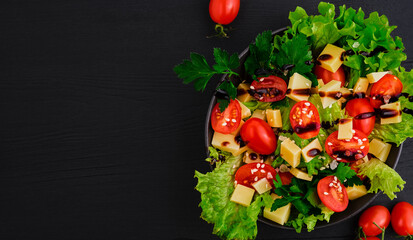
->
[252,178,272,194]
[236,99,251,119]
[237,83,254,102]
[263,202,292,225]
[290,168,313,181]
[376,143,391,162]
[211,132,248,156]
[251,109,266,121]
[319,80,341,108]
[280,138,301,168]
[346,185,368,200]
[266,109,282,128]
[366,71,390,84]
[338,118,353,140]
[380,102,402,124]
[230,184,255,207]
[301,139,322,163]
[317,44,345,73]
[353,77,369,96]
[243,149,265,164]
[286,73,312,102]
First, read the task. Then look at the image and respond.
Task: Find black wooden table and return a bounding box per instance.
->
[0,0,412,239]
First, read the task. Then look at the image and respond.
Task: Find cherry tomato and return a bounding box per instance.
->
[317,175,349,212]
[325,130,369,162]
[346,98,376,136]
[211,100,241,134]
[369,74,403,108]
[241,118,277,155]
[250,76,288,102]
[359,205,390,237]
[391,202,413,236]
[290,101,321,139]
[358,237,380,240]
[209,0,240,25]
[350,159,367,181]
[235,163,276,187]
[314,65,346,87]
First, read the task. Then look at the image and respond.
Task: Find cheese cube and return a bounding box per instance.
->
[380,102,402,124]
[236,99,251,119]
[243,149,265,164]
[338,118,353,140]
[311,79,325,94]
[237,83,254,102]
[376,143,391,162]
[266,109,282,128]
[366,71,390,84]
[346,185,368,200]
[337,87,352,107]
[230,120,244,136]
[251,109,266,121]
[280,138,301,168]
[230,184,255,207]
[317,44,345,73]
[369,139,391,162]
[301,139,322,163]
[286,73,312,102]
[353,77,369,96]
[211,132,248,156]
[319,80,341,108]
[290,168,313,181]
[252,178,272,194]
[263,202,292,225]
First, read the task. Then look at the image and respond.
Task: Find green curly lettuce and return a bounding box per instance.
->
[195,151,271,240]
[357,158,406,200]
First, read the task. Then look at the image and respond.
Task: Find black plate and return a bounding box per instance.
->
[204,27,404,230]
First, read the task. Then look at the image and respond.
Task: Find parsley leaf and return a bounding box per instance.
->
[244,31,274,77]
[174,48,240,92]
[216,80,237,111]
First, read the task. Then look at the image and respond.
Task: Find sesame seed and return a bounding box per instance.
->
[260,78,264,82]
[328,142,333,146]
[257,163,261,168]
[267,172,273,179]
[225,118,230,121]
[354,137,359,140]
[305,102,311,106]
[261,169,266,173]
[320,167,326,170]
[329,183,334,187]
[352,130,356,133]
[320,134,325,137]
[360,146,365,149]
[254,176,258,182]
[222,122,227,126]
[324,192,329,195]
[250,86,255,90]
[337,157,342,160]
[261,164,265,168]
[232,119,237,123]
[333,176,337,181]
[251,169,258,174]
[362,138,367,141]
[234,180,237,184]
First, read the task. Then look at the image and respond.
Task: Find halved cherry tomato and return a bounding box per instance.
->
[325,130,369,162]
[209,0,240,25]
[346,98,376,136]
[250,76,287,102]
[211,100,241,134]
[317,175,349,212]
[241,118,277,154]
[350,159,367,181]
[359,205,390,237]
[369,74,403,108]
[290,101,321,139]
[235,163,276,187]
[314,65,346,87]
[391,202,413,237]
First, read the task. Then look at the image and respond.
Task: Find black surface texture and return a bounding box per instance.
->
[0,0,412,240]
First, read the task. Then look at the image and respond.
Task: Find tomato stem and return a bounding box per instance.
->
[206,24,234,38]
[372,222,385,240]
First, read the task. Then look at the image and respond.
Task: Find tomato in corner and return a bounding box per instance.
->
[209,0,240,25]
[289,101,321,139]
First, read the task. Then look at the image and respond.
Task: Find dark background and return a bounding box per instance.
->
[0,0,412,239]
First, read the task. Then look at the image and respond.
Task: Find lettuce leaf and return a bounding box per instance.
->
[286,213,324,233]
[308,94,346,124]
[195,153,266,240]
[357,158,406,200]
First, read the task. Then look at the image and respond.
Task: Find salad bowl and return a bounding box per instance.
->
[204,27,404,230]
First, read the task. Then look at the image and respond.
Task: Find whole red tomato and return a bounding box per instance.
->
[240,118,277,155]
[314,65,346,87]
[209,0,240,25]
[391,202,413,236]
[358,205,390,237]
[358,237,380,240]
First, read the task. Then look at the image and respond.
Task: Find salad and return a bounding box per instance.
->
[174,2,413,240]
